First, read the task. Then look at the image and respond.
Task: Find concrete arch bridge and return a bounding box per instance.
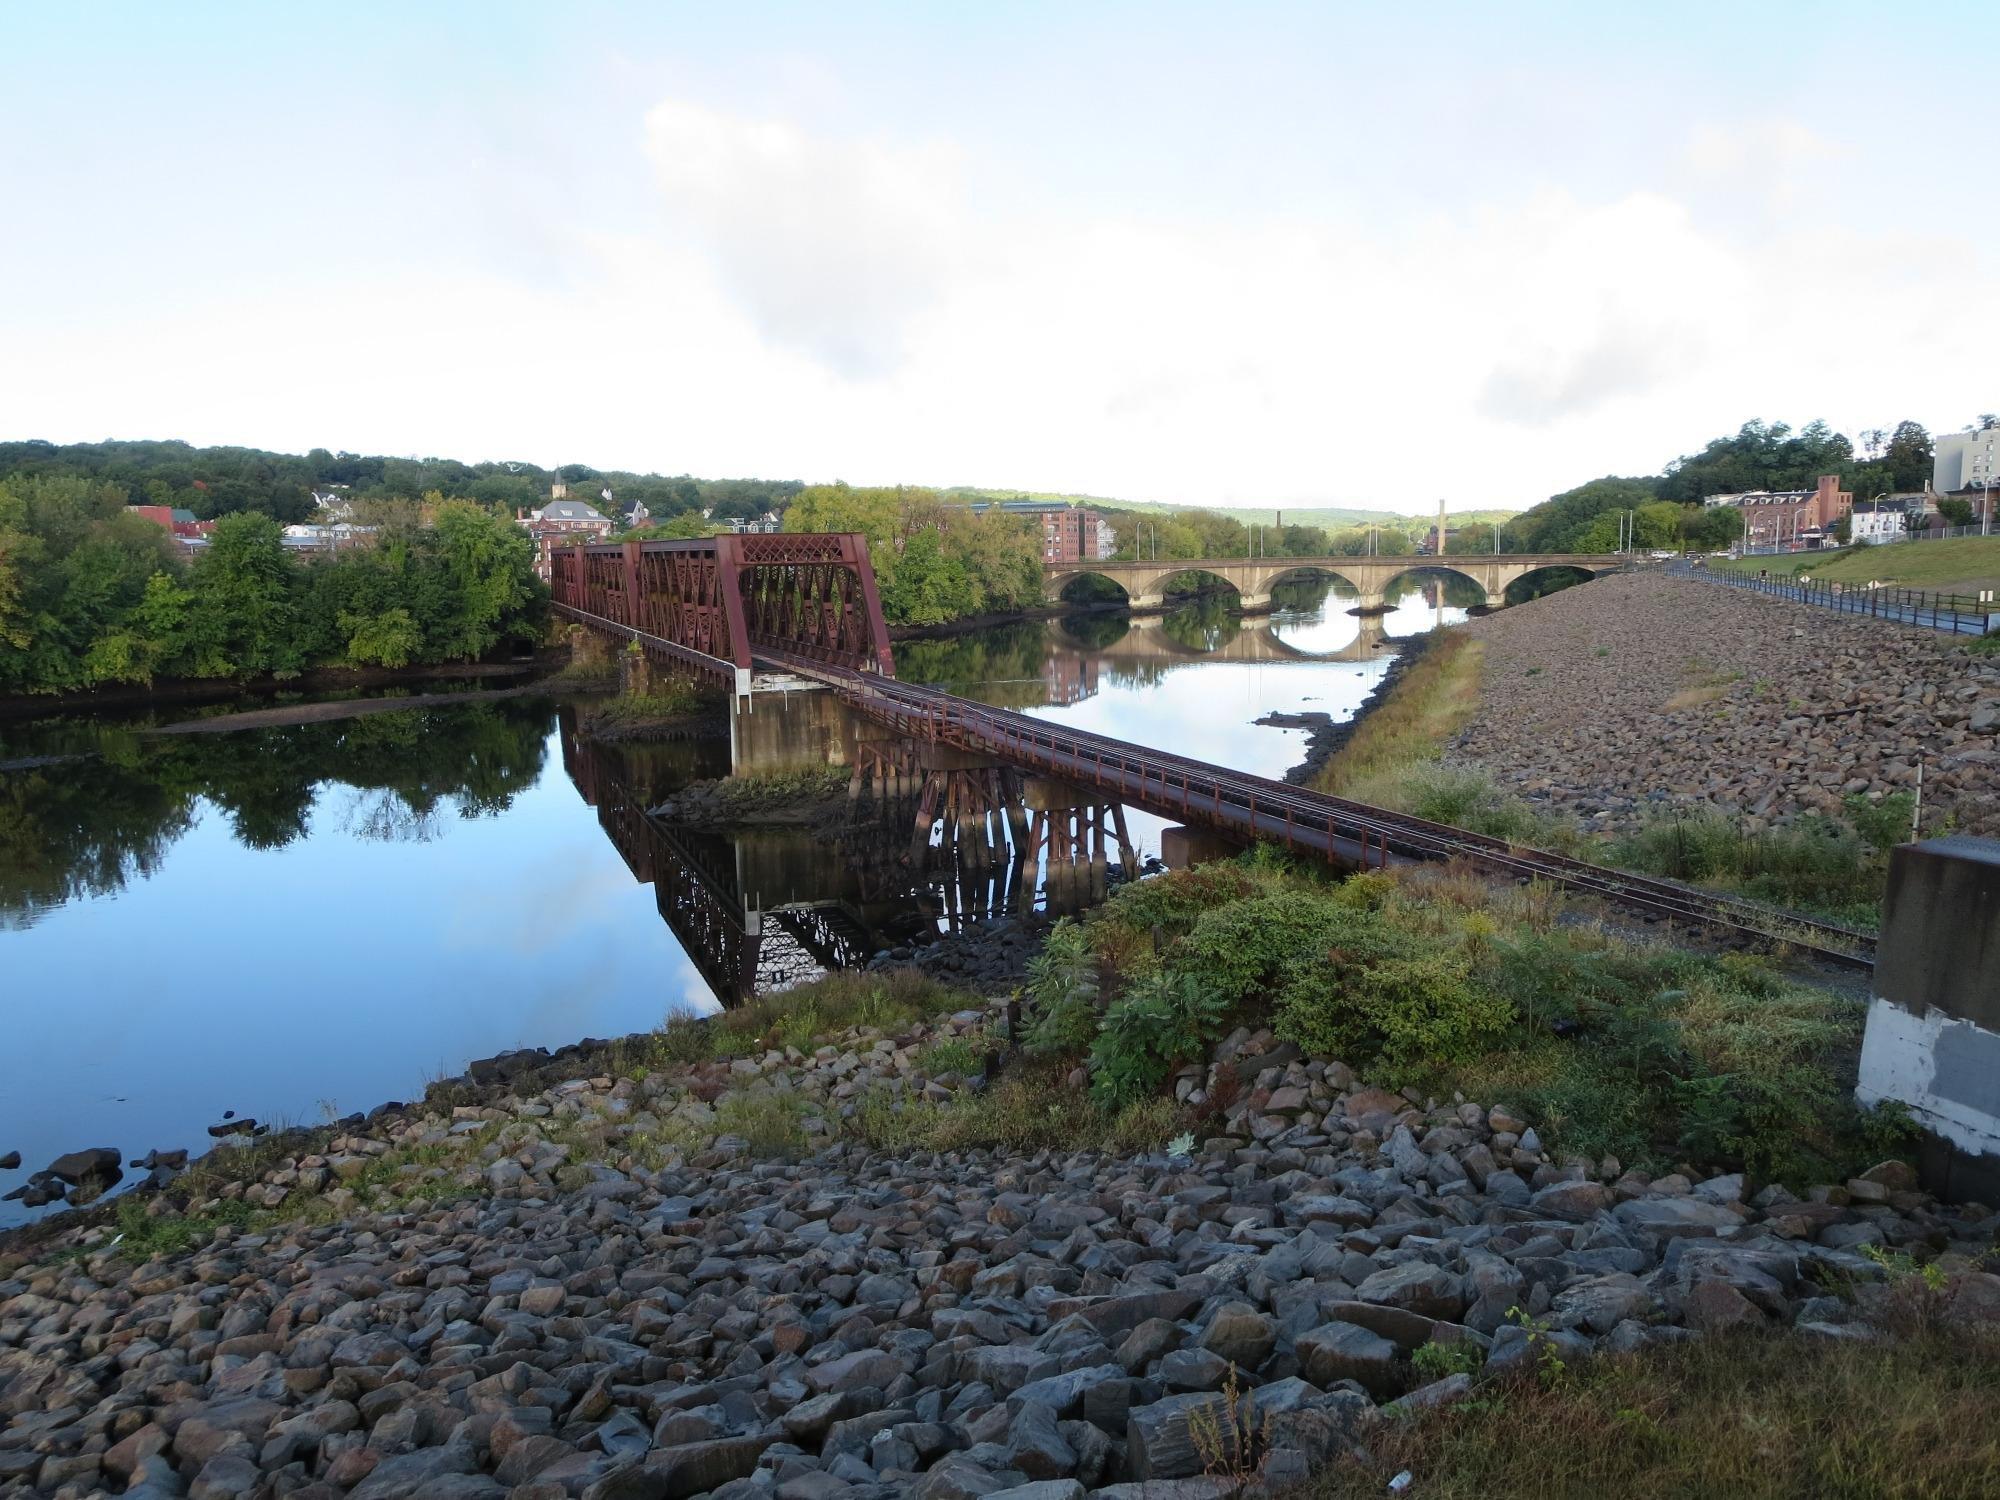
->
[1061,611,1399,665]
[1045,555,1623,611]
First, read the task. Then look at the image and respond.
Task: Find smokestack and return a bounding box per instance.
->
[1437,497,1447,554]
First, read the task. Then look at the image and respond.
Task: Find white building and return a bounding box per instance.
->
[1933,426,2000,494]
[1850,506,1907,545]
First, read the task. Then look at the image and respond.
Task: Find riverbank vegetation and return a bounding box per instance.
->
[1021,856,1901,1186]
[0,474,544,695]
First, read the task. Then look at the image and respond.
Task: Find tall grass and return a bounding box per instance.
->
[1307,1331,2000,1500]
[1316,631,1484,800]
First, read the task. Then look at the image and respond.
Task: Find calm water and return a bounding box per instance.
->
[0,572,1470,1224]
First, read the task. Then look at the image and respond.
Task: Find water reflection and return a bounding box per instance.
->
[0,703,554,929]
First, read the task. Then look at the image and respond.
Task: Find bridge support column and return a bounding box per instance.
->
[1131,591,1168,610]
[1160,824,1248,871]
[1483,589,1508,609]
[1353,592,1387,614]
[729,679,858,776]
[1239,592,1274,613]
[617,645,655,697]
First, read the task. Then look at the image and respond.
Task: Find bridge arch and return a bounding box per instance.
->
[1504,563,1599,606]
[1049,568,1133,606]
[1372,564,1496,610]
[1257,562,1364,599]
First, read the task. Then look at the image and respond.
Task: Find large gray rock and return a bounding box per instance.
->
[1295,1321,1402,1399]
[1125,1392,1236,1482]
[1198,1302,1277,1371]
[1354,1261,1465,1321]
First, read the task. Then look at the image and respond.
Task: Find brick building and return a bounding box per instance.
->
[1704,474,1853,548]
[966,500,1105,564]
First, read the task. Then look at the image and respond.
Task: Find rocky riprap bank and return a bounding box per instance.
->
[4,999,1998,1500]
[1451,571,2000,836]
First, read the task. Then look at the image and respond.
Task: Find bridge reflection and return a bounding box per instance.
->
[558,711,1047,1006]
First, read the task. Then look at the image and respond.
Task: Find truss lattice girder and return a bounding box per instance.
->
[549,532,894,680]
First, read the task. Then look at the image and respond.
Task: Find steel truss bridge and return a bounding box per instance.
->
[554,535,1876,968]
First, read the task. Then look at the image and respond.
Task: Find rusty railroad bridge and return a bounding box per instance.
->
[549,534,1873,968]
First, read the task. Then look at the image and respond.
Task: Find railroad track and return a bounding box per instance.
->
[765,655,1878,970]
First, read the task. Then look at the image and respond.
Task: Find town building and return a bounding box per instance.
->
[1933,426,2000,496]
[964,499,1105,564]
[126,505,215,555]
[1849,498,1912,546]
[517,498,613,581]
[1702,474,1852,548]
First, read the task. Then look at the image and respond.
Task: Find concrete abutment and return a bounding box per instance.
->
[1857,836,2000,1203]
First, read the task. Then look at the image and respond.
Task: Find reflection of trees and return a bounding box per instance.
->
[1054,614,1129,651]
[893,623,1063,710]
[0,702,554,922]
[1383,569,1487,608]
[1158,598,1240,653]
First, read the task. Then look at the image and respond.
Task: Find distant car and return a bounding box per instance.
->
[1649,550,1676,560]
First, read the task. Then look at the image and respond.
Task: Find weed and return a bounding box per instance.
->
[1412,1341,1483,1380]
[1023,918,1101,1056]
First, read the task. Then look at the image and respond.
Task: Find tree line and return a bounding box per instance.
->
[1507,416,1980,554]
[0,439,801,528]
[0,475,545,696]
[782,485,1048,626]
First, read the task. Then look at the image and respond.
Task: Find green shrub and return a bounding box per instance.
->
[1276,950,1513,1076]
[1090,971,1232,1108]
[1173,890,1400,1006]
[1096,863,1275,940]
[1024,918,1100,1056]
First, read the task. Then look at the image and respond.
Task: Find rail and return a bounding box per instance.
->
[767,654,1878,969]
[1674,562,1999,638]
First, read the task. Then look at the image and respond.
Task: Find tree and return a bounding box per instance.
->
[180,513,302,678]
[1882,421,1932,491]
[1937,498,1975,527]
[880,529,974,626]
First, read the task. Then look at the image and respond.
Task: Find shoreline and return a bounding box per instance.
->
[0,654,564,725]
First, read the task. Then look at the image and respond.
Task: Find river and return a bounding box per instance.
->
[0,571,1473,1224]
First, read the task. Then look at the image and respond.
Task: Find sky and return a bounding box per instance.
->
[3,1,1994,512]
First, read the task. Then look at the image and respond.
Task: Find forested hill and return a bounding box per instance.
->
[0,440,801,527]
[1507,417,1957,553]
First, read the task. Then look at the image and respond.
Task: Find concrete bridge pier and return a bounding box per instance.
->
[730,677,858,776]
[1352,592,1387,614]
[1238,592,1274,613]
[1483,588,1508,609]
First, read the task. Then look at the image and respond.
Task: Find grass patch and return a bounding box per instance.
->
[1307,1330,2000,1500]
[1316,630,1484,800]
[713,1091,812,1156]
[612,968,971,1075]
[1717,534,2000,596]
[1607,801,1905,928]
[851,1060,1184,1157]
[578,678,723,738]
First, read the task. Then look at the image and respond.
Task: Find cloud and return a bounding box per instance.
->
[643,99,964,377]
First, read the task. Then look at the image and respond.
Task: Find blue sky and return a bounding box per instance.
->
[3,2,1992,508]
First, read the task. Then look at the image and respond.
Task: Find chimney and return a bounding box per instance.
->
[1437,497,1447,554]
